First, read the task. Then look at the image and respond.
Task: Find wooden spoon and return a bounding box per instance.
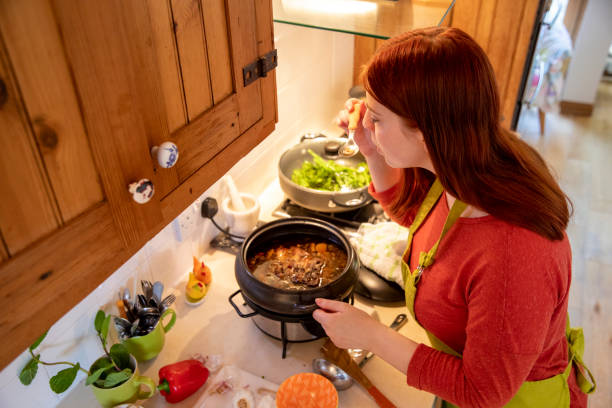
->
[321,339,397,408]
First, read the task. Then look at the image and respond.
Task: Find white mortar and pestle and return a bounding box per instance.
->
[221,175,260,238]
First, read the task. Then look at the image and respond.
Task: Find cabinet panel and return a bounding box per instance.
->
[0,46,59,254]
[147,0,188,133]
[173,95,239,182]
[0,0,104,224]
[0,203,127,370]
[203,0,234,103]
[53,0,166,245]
[171,0,213,120]
[228,0,263,133]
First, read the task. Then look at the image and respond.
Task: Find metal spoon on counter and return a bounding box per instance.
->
[313,313,408,390]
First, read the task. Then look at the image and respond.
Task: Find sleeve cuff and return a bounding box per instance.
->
[406,343,436,389]
[368,182,399,206]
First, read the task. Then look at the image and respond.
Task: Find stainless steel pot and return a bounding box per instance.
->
[278,134,372,213]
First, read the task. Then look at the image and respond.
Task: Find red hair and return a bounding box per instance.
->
[363,27,571,240]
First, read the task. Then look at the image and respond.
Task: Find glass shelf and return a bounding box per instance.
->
[272,0,454,40]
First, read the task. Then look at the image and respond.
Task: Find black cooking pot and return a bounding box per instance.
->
[278,134,373,213]
[234,217,360,316]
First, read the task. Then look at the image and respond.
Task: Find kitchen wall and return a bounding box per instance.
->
[0,23,354,407]
[562,0,612,104]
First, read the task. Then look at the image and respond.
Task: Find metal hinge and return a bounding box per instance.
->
[242,49,277,87]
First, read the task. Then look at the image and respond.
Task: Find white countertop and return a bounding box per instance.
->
[59,180,435,408]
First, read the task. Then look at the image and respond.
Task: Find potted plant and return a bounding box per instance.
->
[19,310,155,407]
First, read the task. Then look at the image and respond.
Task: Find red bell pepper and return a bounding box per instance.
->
[157,359,210,403]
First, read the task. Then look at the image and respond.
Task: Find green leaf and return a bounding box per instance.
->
[103,368,131,388]
[85,362,113,386]
[100,315,111,345]
[109,343,131,369]
[29,332,48,351]
[19,356,39,385]
[49,363,80,394]
[94,310,105,333]
[89,357,112,373]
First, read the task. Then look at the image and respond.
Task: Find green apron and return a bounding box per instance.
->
[401,179,596,408]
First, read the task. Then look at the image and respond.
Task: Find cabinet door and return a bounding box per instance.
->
[0,0,276,369]
[0,0,105,255]
[53,0,276,246]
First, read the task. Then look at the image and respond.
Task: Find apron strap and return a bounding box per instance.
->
[415,198,467,281]
[409,179,445,235]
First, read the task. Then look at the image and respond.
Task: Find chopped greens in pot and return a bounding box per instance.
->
[291,150,371,191]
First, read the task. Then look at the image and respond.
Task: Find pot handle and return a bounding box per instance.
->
[331,192,372,208]
[299,133,327,143]
[228,289,258,318]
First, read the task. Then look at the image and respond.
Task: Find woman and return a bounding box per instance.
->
[312,27,595,407]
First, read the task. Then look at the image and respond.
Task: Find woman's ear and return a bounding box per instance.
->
[416,129,427,149]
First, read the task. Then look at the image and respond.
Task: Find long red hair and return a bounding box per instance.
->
[363,27,571,240]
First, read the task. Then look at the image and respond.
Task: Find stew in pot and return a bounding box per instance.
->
[247,238,347,290]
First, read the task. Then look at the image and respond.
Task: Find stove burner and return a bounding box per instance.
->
[229,289,354,358]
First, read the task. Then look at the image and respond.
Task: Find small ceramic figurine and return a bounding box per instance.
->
[185,272,207,303]
[185,256,213,305]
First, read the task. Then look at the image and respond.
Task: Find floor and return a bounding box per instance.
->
[516,81,612,407]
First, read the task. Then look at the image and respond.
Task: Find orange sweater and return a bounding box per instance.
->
[370,183,586,408]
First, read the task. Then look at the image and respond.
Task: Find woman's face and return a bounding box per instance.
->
[362,94,432,171]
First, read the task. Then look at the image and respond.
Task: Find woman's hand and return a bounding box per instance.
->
[336,99,378,158]
[312,298,382,350]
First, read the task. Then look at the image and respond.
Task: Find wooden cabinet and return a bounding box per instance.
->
[0,0,276,369]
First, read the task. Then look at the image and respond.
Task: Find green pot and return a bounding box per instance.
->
[122,308,176,362]
[90,355,155,408]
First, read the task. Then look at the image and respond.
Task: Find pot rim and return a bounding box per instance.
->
[239,217,357,294]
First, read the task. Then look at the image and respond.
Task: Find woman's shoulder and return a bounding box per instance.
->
[459,221,571,295]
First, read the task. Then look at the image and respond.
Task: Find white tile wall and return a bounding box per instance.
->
[0,23,354,406]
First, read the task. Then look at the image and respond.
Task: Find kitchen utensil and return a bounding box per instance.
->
[313,316,406,391]
[312,358,353,390]
[152,281,164,304]
[223,174,247,212]
[356,313,408,367]
[160,294,176,312]
[321,339,396,408]
[234,217,359,316]
[137,294,147,308]
[114,317,133,340]
[221,192,260,237]
[130,318,140,337]
[278,135,372,213]
[141,280,153,302]
[339,101,362,157]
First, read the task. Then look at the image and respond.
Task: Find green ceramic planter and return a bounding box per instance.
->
[90,355,155,408]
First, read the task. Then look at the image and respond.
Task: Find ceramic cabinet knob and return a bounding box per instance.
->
[151,141,179,169]
[128,178,155,204]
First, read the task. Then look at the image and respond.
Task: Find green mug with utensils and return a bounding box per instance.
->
[90,355,155,408]
[122,308,176,361]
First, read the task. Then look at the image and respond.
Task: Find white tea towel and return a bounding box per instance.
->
[348,222,409,287]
